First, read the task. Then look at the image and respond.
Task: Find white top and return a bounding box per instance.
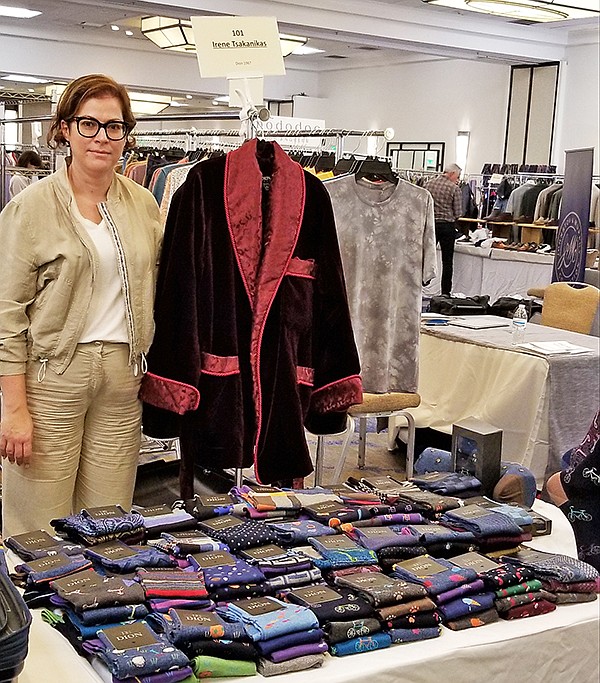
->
[9,172,36,199]
[74,204,128,344]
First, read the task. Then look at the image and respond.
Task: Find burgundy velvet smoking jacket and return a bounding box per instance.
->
[141,139,362,496]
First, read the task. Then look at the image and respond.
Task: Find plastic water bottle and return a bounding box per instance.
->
[511,303,528,345]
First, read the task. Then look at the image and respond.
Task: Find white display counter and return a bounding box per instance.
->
[12,500,600,683]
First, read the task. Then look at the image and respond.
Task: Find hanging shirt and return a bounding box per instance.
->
[325,175,436,393]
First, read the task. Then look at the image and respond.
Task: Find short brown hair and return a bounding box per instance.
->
[17,150,43,168]
[47,74,136,150]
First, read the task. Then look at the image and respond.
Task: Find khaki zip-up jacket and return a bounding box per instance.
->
[0,163,162,376]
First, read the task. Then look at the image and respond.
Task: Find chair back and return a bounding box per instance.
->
[541,282,600,334]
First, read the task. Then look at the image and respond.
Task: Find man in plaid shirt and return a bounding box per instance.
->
[425,164,464,295]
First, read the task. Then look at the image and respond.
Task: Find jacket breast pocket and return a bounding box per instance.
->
[281,257,316,332]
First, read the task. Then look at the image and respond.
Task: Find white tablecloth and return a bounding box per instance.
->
[401,321,599,485]
[15,501,599,683]
[425,243,554,301]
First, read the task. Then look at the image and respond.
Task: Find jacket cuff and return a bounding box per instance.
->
[310,375,362,414]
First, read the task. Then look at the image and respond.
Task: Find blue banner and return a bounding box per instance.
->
[552,148,594,282]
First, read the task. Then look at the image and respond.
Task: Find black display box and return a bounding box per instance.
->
[452,417,502,497]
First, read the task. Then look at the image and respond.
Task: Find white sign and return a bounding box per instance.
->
[192,15,285,78]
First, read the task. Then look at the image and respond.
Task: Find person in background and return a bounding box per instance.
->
[8,150,43,199]
[0,74,162,537]
[425,163,464,295]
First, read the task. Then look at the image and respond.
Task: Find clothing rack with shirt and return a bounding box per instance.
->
[0,112,241,207]
[324,160,437,395]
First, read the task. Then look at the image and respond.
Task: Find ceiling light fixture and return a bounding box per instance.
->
[110,24,119,31]
[291,44,325,55]
[125,30,133,36]
[140,16,195,52]
[0,4,41,18]
[128,91,172,115]
[1,74,49,83]
[421,0,599,21]
[278,33,308,57]
[140,16,309,57]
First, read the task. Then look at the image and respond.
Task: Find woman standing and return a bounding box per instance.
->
[0,74,162,537]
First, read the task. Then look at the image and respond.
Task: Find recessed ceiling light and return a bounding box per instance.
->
[0,4,41,18]
[186,94,193,99]
[1,74,50,83]
[27,87,34,92]
[290,45,325,56]
[110,24,119,31]
[125,30,133,36]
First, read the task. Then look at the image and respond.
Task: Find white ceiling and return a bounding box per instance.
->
[0,0,597,111]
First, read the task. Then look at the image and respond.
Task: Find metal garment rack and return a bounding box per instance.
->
[1,113,390,489]
[260,128,390,164]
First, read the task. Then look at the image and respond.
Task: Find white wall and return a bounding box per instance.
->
[553,33,600,175]
[312,58,511,175]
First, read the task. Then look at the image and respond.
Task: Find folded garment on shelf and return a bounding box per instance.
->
[501,549,600,583]
[333,572,427,607]
[266,640,328,663]
[218,596,319,641]
[286,585,377,624]
[267,520,335,546]
[84,543,176,573]
[197,517,280,553]
[254,627,325,656]
[437,592,497,621]
[15,553,93,586]
[190,654,257,678]
[5,530,85,561]
[50,571,145,610]
[329,632,392,656]
[440,507,523,538]
[391,555,478,596]
[147,608,246,644]
[186,550,265,588]
[51,507,145,545]
[387,626,441,643]
[96,622,189,679]
[184,637,259,661]
[444,607,500,630]
[136,568,208,599]
[256,653,325,676]
[148,530,228,557]
[501,599,557,619]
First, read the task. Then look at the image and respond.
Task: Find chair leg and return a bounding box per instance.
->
[357,417,367,469]
[331,415,355,483]
[403,410,416,480]
[314,435,325,486]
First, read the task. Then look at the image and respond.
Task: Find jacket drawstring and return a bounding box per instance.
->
[133,352,148,377]
[37,358,48,382]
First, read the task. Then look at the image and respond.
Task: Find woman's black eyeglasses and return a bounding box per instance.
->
[69,116,129,141]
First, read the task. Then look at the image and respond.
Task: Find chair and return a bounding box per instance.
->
[331,392,421,483]
[537,282,600,334]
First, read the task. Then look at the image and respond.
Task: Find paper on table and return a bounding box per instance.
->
[517,341,594,355]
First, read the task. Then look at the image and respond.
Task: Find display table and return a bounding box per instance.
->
[400,321,599,485]
[424,243,554,301]
[14,500,599,683]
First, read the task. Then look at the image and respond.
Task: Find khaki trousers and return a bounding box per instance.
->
[2,342,142,537]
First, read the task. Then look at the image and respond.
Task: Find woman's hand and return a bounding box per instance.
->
[0,374,33,467]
